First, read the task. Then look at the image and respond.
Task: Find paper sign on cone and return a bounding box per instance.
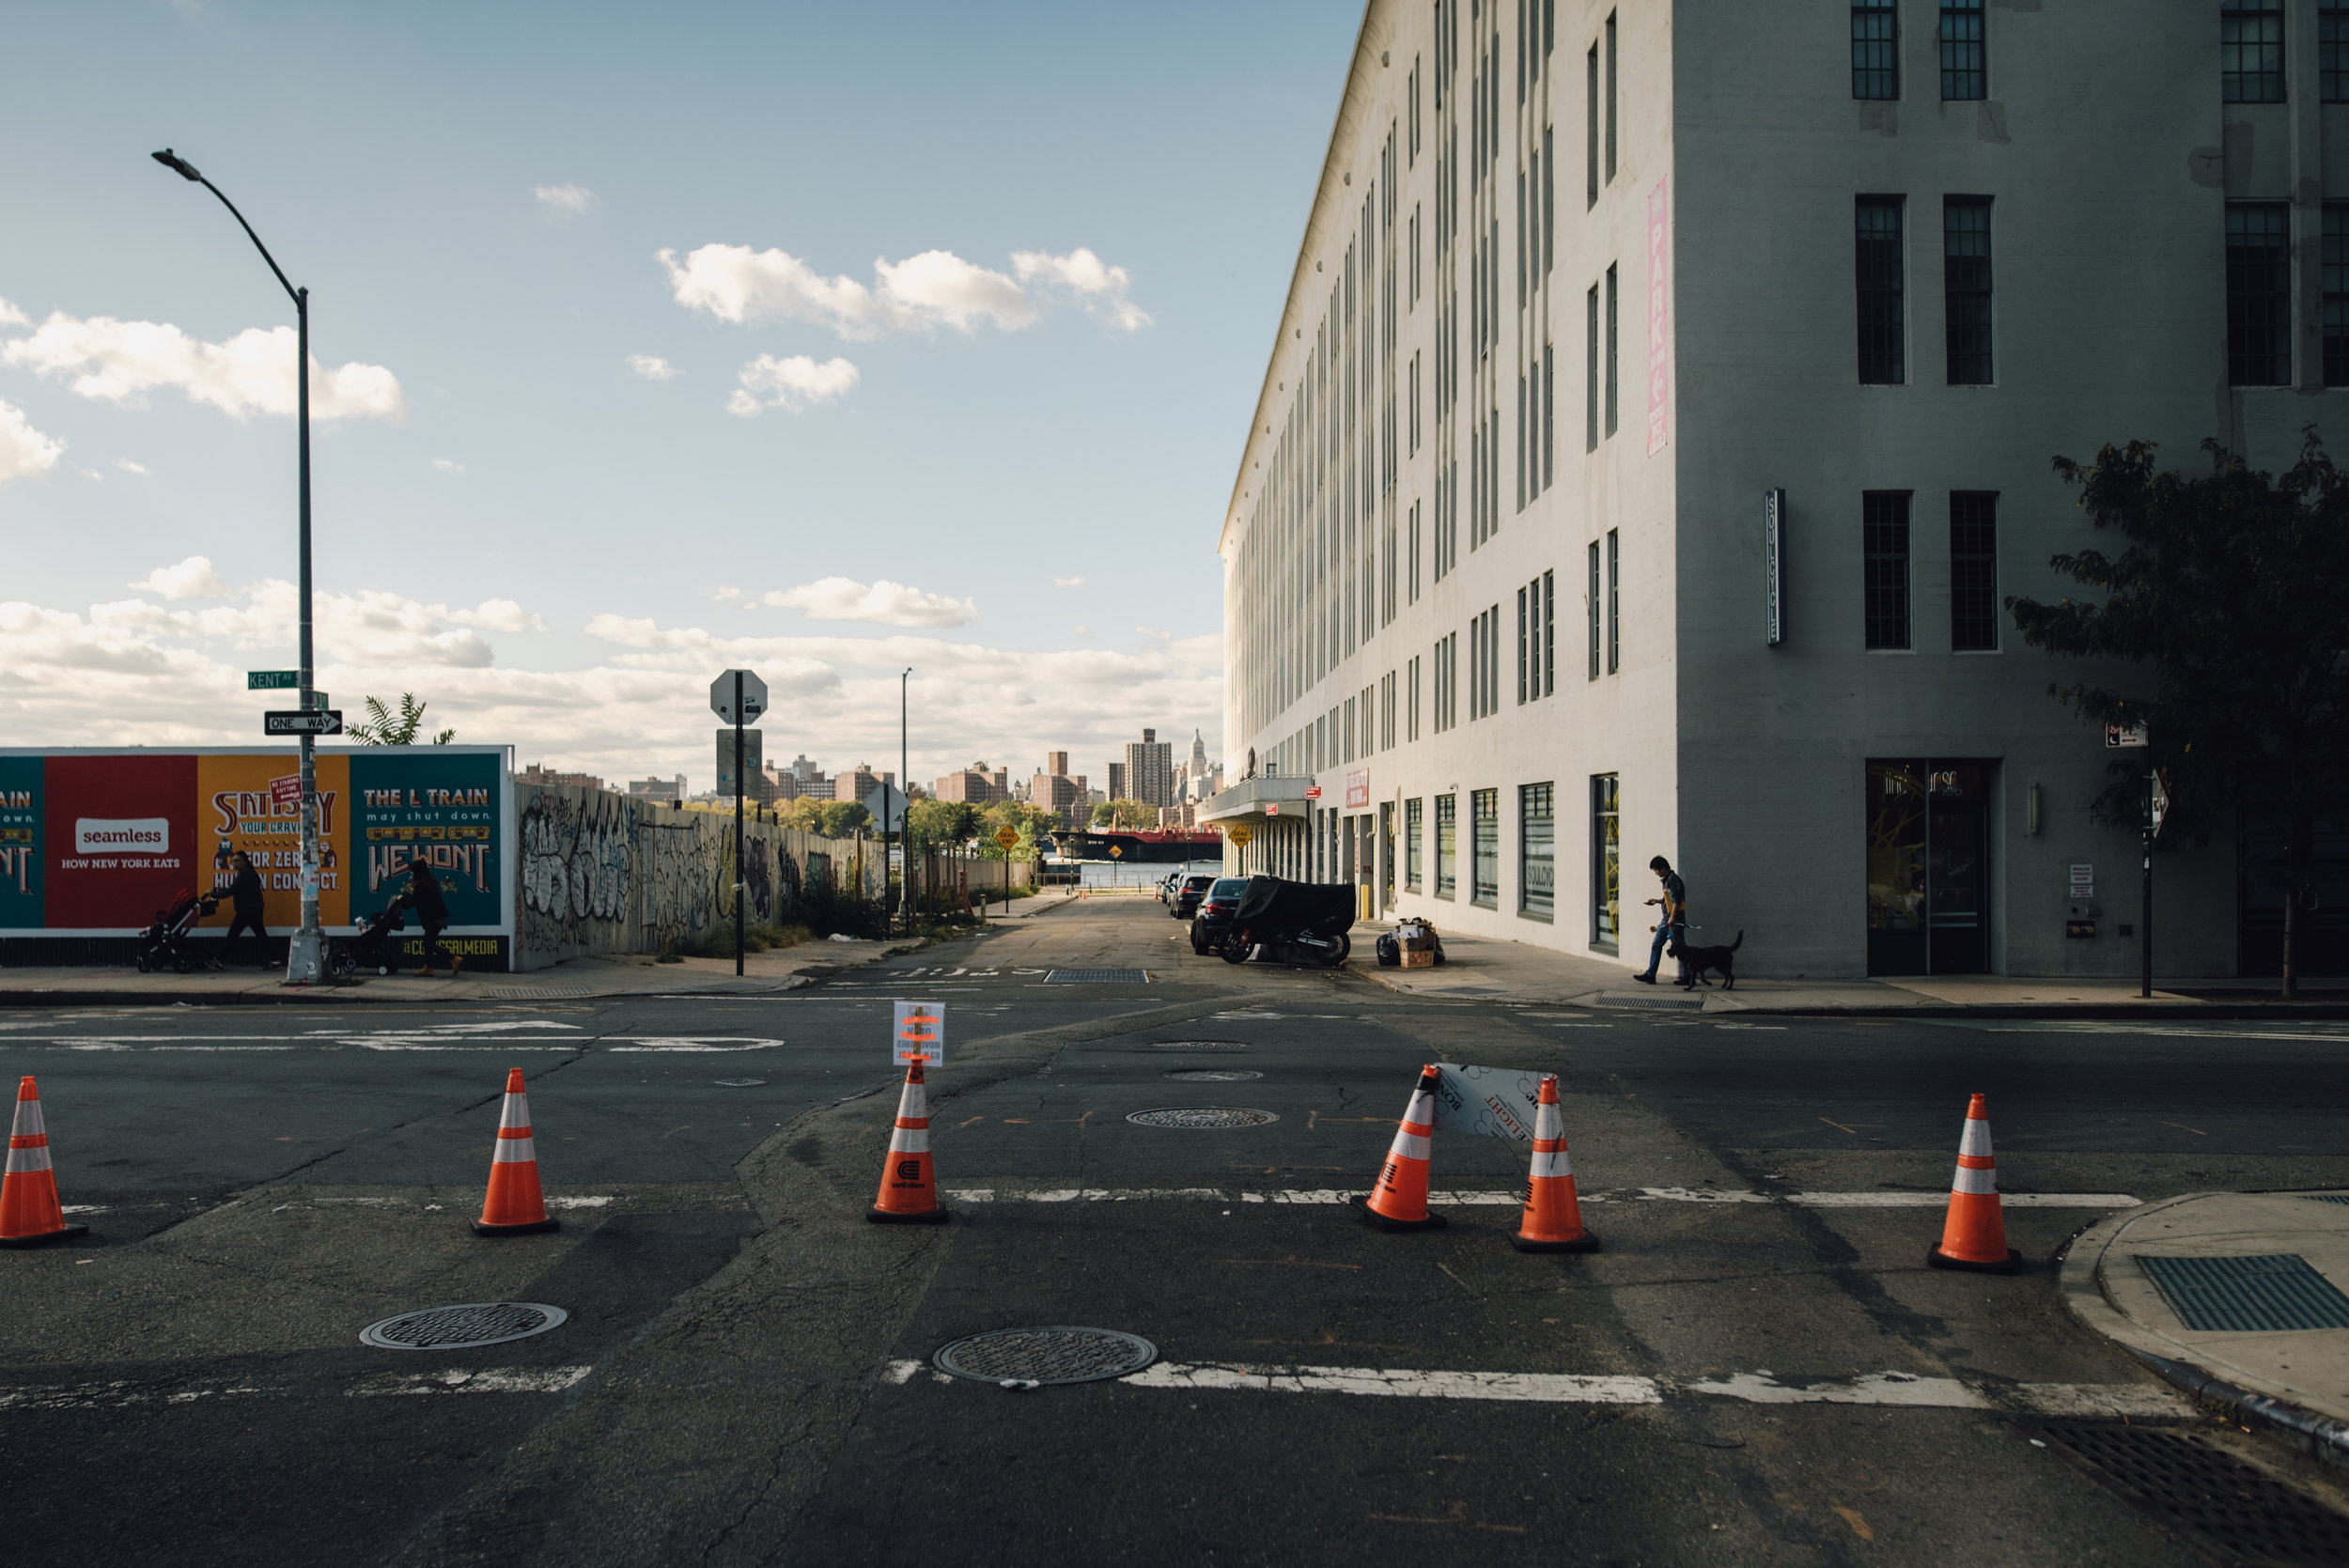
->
[894,1001,945,1065]
[1429,1063,1545,1141]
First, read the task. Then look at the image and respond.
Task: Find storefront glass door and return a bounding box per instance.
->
[1866,759,1990,975]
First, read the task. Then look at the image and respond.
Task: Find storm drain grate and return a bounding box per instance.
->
[933,1327,1158,1386]
[2299,1193,2349,1204]
[2036,1422,2349,1563]
[486,986,590,1000]
[1598,993,1704,1011]
[1163,1069,1265,1082]
[1045,969,1149,985]
[1149,1040,1249,1052]
[2136,1254,2349,1332]
[360,1301,568,1350]
[1127,1107,1279,1128]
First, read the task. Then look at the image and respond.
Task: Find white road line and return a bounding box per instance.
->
[0,1366,594,1411]
[880,1358,2185,1416]
[938,1188,2139,1209]
[348,1366,593,1396]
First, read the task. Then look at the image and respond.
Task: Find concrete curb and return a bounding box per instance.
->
[2058,1194,2349,1471]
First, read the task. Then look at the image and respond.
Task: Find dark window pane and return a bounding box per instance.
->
[1950,492,1999,651]
[1520,783,1555,918]
[2223,0,2286,104]
[1590,774,1620,949]
[2325,8,2349,102]
[1944,197,1993,384]
[1864,490,1911,650]
[1853,0,1898,100]
[1940,0,1985,100]
[2327,207,2349,386]
[1857,197,1906,384]
[1471,788,1499,907]
[2227,203,2292,386]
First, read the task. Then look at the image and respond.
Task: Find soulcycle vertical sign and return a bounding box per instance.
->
[0,747,514,964]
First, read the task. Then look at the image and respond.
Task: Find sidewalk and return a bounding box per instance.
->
[2063,1191,2349,1466]
[1350,920,2347,1015]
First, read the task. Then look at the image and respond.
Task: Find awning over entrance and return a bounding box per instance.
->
[1199,775,1314,824]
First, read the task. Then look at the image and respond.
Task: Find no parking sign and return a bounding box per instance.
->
[894,1001,945,1065]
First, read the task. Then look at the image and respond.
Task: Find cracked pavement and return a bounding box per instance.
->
[4,899,2346,1564]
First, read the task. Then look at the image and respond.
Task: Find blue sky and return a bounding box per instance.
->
[0,0,1356,790]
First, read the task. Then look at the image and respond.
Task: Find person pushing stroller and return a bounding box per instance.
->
[388,862,459,978]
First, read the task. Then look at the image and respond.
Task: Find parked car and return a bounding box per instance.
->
[1156,871,1183,903]
[1169,872,1217,920]
[1188,877,1253,954]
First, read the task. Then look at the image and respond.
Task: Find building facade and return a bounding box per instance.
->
[1122,728,1177,809]
[934,763,1009,805]
[832,764,893,804]
[1203,0,2327,980]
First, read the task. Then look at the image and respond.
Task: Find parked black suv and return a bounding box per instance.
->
[1169,872,1217,920]
[1188,877,1252,955]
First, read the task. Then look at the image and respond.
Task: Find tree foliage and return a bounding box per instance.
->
[906,799,980,846]
[775,797,872,840]
[2009,433,2349,990]
[347,692,454,746]
[978,800,1058,860]
[1092,798,1158,829]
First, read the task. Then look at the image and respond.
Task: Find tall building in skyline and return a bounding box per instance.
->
[1122,727,1174,810]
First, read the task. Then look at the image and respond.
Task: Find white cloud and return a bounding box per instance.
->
[131,555,228,600]
[1071,625,1094,637]
[535,183,599,215]
[660,242,1149,339]
[432,458,465,473]
[0,298,28,329]
[0,399,64,482]
[752,577,974,629]
[443,598,547,632]
[1012,248,1151,331]
[726,353,858,416]
[2,309,405,423]
[625,353,680,381]
[1052,575,1085,589]
[115,458,148,474]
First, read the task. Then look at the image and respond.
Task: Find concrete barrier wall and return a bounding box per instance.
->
[514,785,881,971]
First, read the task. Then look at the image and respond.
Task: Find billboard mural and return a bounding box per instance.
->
[0,748,510,963]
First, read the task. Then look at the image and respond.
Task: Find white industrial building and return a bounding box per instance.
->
[1204,0,2341,980]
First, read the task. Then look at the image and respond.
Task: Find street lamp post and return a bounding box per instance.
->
[152,149,326,984]
[900,667,911,939]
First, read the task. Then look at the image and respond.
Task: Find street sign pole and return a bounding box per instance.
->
[735,670,745,978]
[2142,751,2155,1001]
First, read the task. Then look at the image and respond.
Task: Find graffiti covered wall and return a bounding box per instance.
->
[513,784,879,970]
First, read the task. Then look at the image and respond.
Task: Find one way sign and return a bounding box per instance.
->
[265,709,344,736]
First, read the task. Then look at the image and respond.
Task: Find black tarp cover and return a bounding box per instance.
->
[1232,876,1357,934]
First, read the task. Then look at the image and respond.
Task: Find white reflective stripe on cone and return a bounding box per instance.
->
[491,1135,537,1164]
[500,1094,532,1131]
[5,1145,54,1174]
[1530,1151,1572,1179]
[1404,1093,1437,1124]
[1390,1132,1432,1162]
[1533,1108,1563,1141]
[1958,1119,1993,1158]
[888,1127,931,1155]
[11,1102,45,1139]
[1951,1164,1998,1196]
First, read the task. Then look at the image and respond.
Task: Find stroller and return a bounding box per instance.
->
[330,904,407,981]
[134,890,222,973]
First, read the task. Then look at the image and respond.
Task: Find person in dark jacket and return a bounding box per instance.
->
[395,862,459,977]
[223,852,269,967]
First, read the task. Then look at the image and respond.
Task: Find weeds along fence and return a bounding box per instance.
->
[897,848,1035,919]
[516,784,884,970]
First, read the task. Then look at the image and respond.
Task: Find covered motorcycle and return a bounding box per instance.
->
[1217,876,1357,967]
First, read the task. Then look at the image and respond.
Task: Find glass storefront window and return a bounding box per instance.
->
[1471,789,1499,907]
[1435,794,1457,897]
[1520,783,1554,920]
[1404,798,1423,891]
[1591,774,1620,949]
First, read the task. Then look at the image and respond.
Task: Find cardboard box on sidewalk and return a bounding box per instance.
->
[1400,948,1435,970]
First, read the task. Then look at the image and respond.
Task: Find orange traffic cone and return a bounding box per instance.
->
[2,1077,88,1249]
[868,1059,947,1224]
[1511,1075,1597,1253]
[1355,1064,1448,1232]
[474,1068,559,1236]
[1926,1093,2019,1273]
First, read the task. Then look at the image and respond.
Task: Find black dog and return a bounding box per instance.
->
[1668,930,1743,989]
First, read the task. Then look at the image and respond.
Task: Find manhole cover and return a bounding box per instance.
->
[360,1302,568,1350]
[2038,1422,2349,1562]
[1127,1107,1279,1128]
[1045,969,1149,985]
[1149,1040,1249,1051]
[1163,1069,1265,1081]
[933,1327,1158,1385]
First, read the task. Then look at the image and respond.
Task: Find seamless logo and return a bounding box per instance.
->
[75,818,169,854]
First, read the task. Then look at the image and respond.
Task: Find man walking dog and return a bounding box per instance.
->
[1632,855,1688,986]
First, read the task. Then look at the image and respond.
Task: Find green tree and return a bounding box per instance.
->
[907,799,980,846]
[978,800,1057,859]
[1089,800,1116,827]
[2009,433,2349,995]
[348,692,454,745]
[817,800,872,839]
[1102,797,1157,829]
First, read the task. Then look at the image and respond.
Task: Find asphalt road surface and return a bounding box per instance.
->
[3,899,2345,1566]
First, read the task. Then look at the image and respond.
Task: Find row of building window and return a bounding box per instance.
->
[2225,202,2349,386]
[1863,490,2000,652]
[1396,777,1595,933]
[1853,0,1987,102]
[1856,195,1993,386]
[2222,1,2349,103]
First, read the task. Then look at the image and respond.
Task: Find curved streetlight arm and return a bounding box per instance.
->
[152,150,303,309]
